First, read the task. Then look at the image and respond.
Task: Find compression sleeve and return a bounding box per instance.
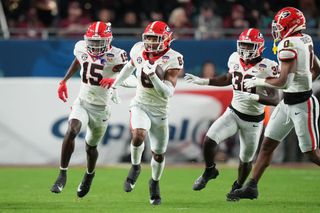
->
[148,74,175,98]
[113,61,135,88]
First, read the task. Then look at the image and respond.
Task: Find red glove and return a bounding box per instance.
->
[58,80,68,102]
[100,78,115,89]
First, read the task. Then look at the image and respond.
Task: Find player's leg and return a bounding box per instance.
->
[148,116,169,205]
[193,109,238,191]
[124,106,150,192]
[77,107,110,198]
[230,102,293,200]
[51,101,88,193]
[294,96,320,165]
[226,120,263,201]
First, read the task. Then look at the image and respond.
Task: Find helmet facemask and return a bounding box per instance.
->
[142,34,168,53]
[271,20,283,42]
[85,36,112,57]
[237,41,261,61]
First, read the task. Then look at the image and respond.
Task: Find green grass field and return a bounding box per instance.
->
[0,165,319,212]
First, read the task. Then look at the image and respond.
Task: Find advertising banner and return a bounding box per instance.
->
[0,78,232,165]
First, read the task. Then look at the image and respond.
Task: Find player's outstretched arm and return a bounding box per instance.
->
[244,60,296,89]
[58,58,80,102]
[184,73,232,87]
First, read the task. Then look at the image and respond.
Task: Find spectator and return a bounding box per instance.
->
[194,2,223,39]
[201,61,216,78]
[15,6,45,39]
[56,1,91,38]
[168,7,193,39]
[223,4,249,37]
[95,8,115,23]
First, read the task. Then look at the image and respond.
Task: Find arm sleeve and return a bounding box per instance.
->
[113,60,136,88]
[149,74,175,98]
[121,74,137,88]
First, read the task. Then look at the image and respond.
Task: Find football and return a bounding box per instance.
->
[155,64,165,80]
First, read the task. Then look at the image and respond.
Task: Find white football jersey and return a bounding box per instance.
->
[228,52,278,115]
[130,42,184,115]
[277,33,313,93]
[74,40,128,105]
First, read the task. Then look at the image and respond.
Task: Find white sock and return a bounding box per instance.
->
[131,142,145,165]
[151,157,165,181]
[60,167,68,171]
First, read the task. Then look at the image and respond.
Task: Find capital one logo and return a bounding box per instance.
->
[51,117,213,147]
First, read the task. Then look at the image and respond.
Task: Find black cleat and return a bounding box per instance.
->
[226,180,242,201]
[124,165,141,192]
[149,178,161,205]
[228,179,258,201]
[50,170,67,193]
[77,172,95,198]
[192,167,219,191]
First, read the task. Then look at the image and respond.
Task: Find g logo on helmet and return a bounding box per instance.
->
[280,11,291,19]
[165,26,171,32]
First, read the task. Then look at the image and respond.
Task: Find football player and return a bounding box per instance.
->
[184,28,280,201]
[229,7,320,201]
[50,21,136,198]
[105,21,184,205]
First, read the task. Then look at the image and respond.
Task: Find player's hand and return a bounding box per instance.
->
[109,87,121,104]
[100,78,115,89]
[244,77,265,89]
[143,61,157,76]
[241,92,259,101]
[58,80,68,102]
[184,73,209,85]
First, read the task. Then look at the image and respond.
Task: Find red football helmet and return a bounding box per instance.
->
[272,7,306,41]
[237,28,264,61]
[84,21,113,56]
[142,21,173,53]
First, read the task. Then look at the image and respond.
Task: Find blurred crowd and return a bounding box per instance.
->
[2,0,320,39]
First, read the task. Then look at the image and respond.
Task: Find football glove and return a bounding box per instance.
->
[243,77,265,89]
[143,61,157,76]
[109,87,121,104]
[58,80,68,102]
[184,73,209,85]
[100,78,115,89]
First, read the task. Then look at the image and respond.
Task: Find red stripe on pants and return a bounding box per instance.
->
[307,99,316,150]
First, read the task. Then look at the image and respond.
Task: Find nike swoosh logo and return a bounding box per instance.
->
[130,183,135,189]
[295,112,301,115]
[253,125,259,127]
[57,186,63,192]
[77,183,82,192]
[102,119,107,122]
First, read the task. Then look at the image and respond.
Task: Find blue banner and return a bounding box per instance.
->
[0,39,319,77]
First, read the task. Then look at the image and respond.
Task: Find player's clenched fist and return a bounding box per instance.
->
[58,80,68,102]
[184,73,209,85]
[100,78,115,88]
[143,61,157,76]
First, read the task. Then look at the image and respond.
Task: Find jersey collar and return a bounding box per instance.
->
[142,48,170,62]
